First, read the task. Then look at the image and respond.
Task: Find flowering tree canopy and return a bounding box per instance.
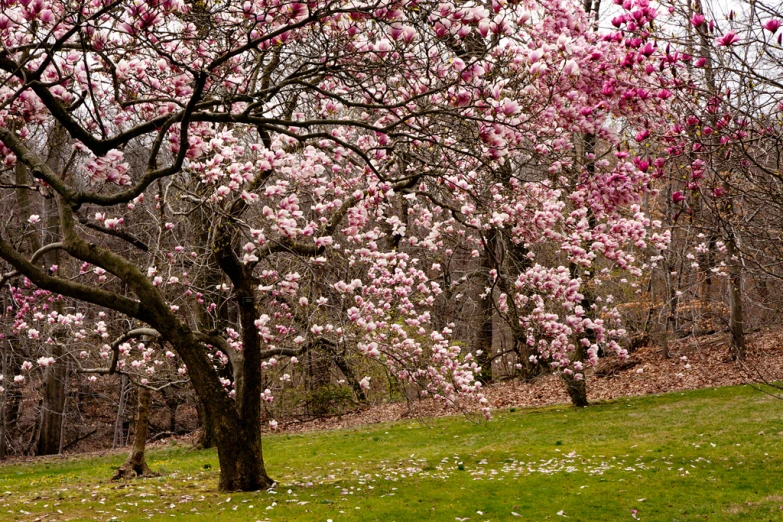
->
[0,0,667,490]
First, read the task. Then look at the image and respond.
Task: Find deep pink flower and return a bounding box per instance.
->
[716,31,739,46]
[763,19,781,33]
[39,9,54,23]
[633,158,649,172]
[691,14,705,27]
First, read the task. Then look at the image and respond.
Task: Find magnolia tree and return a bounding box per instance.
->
[621,0,783,358]
[1,0,667,490]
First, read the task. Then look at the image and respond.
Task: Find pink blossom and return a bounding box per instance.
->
[563,59,580,76]
[634,129,650,142]
[105,218,121,229]
[501,98,520,115]
[763,19,782,33]
[39,9,54,24]
[716,31,740,46]
[37,356,56,367]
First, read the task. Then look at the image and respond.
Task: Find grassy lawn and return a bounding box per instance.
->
[1,385,783,521]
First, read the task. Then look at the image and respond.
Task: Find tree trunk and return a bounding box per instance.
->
[475,293,494,383]
[559,104,596,407]
[195,396,216,449]
[561,340,589,408]
[36,342,66,455]
[213,285,273,491]
[6,186,274,491]
[192,353,272,491]
[167,398,178,434]
[660,328,671,361]
[113,386,156,480]
[186,265,274,490]
[159,386,180,434]
[212,420,273,492]
[113,374,130,448]
[563,373,589,408]
[36,124,69,456]
[189,205,229,448]
[58,362,70,454]
[727,238,746,359]
[697,234,716,301]
[474,230,496,383]
[0,347,7,460]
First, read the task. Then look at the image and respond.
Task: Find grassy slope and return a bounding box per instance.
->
[1,385,782,521]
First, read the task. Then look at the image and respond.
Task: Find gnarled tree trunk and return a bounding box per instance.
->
[113,386,156,480]
[36,124,69,456]
[195,396,216,449]
[474,230,496,384]
[211,417,272,491]
[36,342,67,455]
[112,387,156,480]
[562,345,589,408]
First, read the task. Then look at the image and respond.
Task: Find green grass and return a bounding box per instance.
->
[2,385,783,521]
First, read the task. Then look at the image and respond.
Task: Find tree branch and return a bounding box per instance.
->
[78,328,160,375]
[77,217,149,252]
[0,235,141,317]
[0,242,63,285]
